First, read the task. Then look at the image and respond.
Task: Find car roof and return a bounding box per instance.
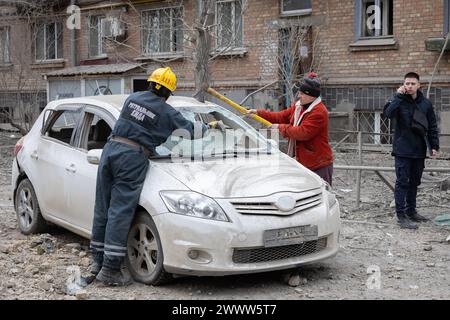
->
[51,94,218,111]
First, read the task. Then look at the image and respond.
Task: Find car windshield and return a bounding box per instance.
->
[154,106,274,158]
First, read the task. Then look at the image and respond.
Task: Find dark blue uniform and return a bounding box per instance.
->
[90,91,205,271]
[383,90,439,218]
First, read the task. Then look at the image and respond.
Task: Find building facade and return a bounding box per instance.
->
[1,0,449,141]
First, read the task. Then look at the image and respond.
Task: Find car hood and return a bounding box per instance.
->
[153,154,322,198]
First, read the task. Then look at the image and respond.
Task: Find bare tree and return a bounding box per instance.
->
[0,1,61,134]
[274,20,322,107]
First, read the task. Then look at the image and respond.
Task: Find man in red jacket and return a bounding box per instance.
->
[248,73,334,185]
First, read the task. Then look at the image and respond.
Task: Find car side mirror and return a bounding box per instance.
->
[87,149,103,165]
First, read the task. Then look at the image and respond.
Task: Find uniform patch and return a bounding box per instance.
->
[122,101,159,127]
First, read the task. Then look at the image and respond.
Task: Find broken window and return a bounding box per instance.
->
[216,0,243,49]
[35,21,63,61]
[280,0,312,16]
[88,15,106,57]
[360,0,393,38]
[45,109,82,145]
[0,26,10,64]
[141,7,183,55]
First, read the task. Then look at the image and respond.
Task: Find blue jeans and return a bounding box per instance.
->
[90,140,149,270]
[394,156,425,218]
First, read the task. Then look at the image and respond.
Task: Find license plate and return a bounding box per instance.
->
[263,225,318,248]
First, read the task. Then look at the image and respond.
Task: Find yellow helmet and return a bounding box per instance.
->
[147,67,177,92]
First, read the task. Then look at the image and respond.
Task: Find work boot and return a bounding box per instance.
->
[96,266,133,287]
[407,212,429,222]
[89,261,102,276]
[397,215,418,229]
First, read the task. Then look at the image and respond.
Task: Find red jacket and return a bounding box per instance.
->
[257,99,333,170]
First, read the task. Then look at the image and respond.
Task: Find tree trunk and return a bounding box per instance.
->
[193,0,214,102]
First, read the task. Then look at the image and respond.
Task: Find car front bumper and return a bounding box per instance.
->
[154,202,340,276]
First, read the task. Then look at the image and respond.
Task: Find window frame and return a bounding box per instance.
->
[141,6,184,56]
[355,0,393,41]
[88,15,107,58]
[0,26,11,64]
[35,21,64,62]
[215,0,244,50]
[41,106,83,147]
[280,0,312,17]
[77,105,115,151]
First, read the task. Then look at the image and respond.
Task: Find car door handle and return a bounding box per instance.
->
[65,164,77,173]
[30,151,38,160]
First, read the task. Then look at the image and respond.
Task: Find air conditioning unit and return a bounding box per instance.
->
[101,17,126,38]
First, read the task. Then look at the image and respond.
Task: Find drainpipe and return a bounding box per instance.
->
[71,0,77,67]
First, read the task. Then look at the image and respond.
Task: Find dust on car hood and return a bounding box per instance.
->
[155,154,322,198]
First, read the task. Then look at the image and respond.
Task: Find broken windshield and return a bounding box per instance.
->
[154,106,273,158]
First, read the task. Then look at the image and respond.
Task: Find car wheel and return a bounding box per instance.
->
[126,211,172,285]
[15,178,47,235]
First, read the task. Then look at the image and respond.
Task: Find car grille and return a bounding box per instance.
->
[230,189,322,216]
[232,238,327,264]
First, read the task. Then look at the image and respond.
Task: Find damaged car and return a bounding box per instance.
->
[12,94,340,285]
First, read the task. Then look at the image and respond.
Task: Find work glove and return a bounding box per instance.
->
[208,120,226,131]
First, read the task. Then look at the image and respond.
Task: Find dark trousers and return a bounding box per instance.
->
[90,140,149,270]
[394,156,425,218]
[313,163,333,186]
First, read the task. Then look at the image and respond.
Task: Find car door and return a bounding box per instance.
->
[64,106,115,231]
[32,105,83,221]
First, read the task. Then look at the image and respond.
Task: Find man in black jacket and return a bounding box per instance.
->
[383,72,439,229]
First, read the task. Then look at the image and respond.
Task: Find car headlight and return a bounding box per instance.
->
[322,181,337,208]
[326,191,337,208]
[160,191,229,222]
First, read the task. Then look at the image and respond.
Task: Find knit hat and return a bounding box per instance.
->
[299,72,321,98]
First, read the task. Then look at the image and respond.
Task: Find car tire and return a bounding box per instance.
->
[126,211,172,286]
[15,178,47,235]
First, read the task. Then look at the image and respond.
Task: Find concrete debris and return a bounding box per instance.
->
[65,243,81,250]
[423,245,433,251]
[426,263,435,268]
[0,245,10,254]
[288,274,300,287]
[75,290,88,300]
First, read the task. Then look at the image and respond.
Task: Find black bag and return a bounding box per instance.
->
[411,106,428,137]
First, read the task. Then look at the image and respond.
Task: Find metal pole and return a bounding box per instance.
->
[355,131,362,208]
[334,165,450,172]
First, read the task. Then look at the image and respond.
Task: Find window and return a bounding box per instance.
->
[35,22,63,61]
[280,0,312,16]
[45,109,82,145]
[142,7,183,55]
[0,26,10,64]
[216,0,243,49]
[358,0,393,38]
[82,114,112,150]
[88,16,106,57]
[0,107,10,123]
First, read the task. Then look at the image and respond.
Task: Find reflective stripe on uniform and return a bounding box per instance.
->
[104,244,127,251]
[104,251,126,257]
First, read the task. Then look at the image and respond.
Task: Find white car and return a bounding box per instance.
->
[12,95,340,285]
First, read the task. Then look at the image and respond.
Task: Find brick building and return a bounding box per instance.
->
[1,0,450,141]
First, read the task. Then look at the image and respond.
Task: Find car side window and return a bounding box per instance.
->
[81,113,113,151]
[44,109,82,145]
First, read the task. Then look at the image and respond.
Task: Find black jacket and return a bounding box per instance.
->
[383,90,439,158]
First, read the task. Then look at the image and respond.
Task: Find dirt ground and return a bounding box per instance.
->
[0,132,449,300]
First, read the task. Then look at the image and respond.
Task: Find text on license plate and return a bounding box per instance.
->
[263,225,318,248]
